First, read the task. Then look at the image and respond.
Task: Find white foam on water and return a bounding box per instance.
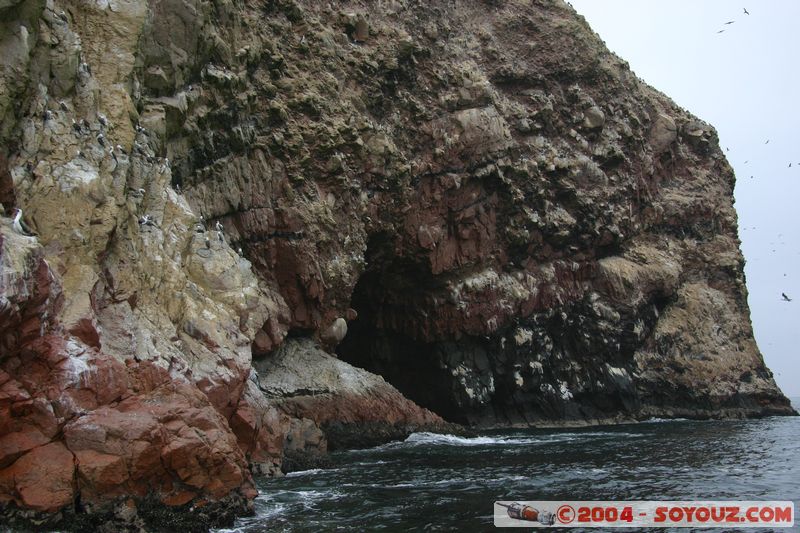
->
[223,502,290,531]
[552,431,645,438]
[641,417,690,423]
[285,468,333,478]
[258,489,344,503]
[403,432,543,446]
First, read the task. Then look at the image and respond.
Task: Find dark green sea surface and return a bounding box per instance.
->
[219,399,799,532]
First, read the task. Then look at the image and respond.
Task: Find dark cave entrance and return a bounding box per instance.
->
[336,233,469,424]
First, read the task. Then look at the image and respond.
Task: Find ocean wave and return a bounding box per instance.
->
[218,502,289,531]
[552,431,645,438]
[285,467,339,477]
[403,432,543,446]
[257,489,343,503]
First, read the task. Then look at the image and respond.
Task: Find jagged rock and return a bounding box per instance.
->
[583,105,605,129]
[253,338,460,449]
[650,113,678,154]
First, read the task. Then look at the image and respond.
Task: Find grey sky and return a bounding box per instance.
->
[571,0,800,396]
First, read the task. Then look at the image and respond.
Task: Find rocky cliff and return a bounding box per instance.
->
[0,0,794,529]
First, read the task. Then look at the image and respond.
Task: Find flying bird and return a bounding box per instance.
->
[717,29,725,34]
[725,20,735,25]
[781,292,792,302]
[743,7,749,15]
[765,139,770,144]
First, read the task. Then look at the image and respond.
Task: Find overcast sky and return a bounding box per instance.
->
[570,0,800,397]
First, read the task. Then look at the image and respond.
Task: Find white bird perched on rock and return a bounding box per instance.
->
[11,208,36,236]
[237,247,243,255]
[98,114,108,127]
[138,214,156,227]
[217,230,224,242]
[205,236,211,249]
[128,187,145,197]
[215,220,223,232]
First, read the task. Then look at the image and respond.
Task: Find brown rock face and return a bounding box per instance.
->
[0,228,265,528]
[143,0,789,426]
[0,0,795,529]
[253,339,461,451]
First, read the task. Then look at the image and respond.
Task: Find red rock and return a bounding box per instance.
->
[1,442,75,512]
[229,382,288,473]
[0,429,50,469]
[75,449,129,500]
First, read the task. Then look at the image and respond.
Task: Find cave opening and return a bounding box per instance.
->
[336,232,469,423]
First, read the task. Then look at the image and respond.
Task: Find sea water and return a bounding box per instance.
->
[219,399,800,532]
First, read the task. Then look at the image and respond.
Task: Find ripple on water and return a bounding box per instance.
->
[217,417,800,532]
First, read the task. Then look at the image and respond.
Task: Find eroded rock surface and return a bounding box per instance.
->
[0,0,794,529]
[254,338,459,451]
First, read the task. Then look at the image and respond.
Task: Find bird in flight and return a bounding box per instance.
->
[765,139,769,144]
[725,21,735,25]
[782,292,792,302]
[744,7,749,15]
[717,29,725,34]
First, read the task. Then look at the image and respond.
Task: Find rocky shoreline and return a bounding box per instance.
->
[0,0,794,530]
